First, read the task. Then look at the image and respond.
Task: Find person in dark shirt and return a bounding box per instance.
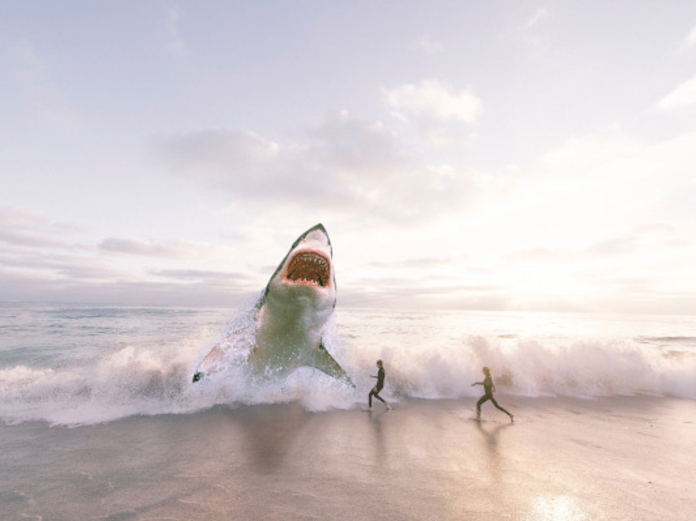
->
[368,359,391,410]
[472,366,513,422]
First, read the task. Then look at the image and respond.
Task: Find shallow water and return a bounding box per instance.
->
[1,303,695,520]
[2,396,695,520]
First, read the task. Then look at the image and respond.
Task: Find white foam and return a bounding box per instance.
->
[1,308,695,426]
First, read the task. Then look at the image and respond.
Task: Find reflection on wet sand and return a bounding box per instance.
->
[242,403,309,472]
[475,419,513,482]
[367,409,388,468]
[522,494,590,521]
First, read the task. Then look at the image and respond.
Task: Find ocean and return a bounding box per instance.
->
[1,303,695,520]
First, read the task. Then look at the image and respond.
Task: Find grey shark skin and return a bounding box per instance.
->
[192,224,353,386]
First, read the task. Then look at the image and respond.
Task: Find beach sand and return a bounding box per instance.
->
[2,396,695,520]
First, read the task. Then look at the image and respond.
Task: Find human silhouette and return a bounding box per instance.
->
[368,359,391,410]
[472,367,513,422]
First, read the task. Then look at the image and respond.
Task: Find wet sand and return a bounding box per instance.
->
[1,396,695,520]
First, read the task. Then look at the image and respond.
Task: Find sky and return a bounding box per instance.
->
[1,1,696,314]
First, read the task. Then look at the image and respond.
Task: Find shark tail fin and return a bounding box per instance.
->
[313,341,355,388]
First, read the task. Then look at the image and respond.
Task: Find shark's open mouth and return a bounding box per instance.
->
[286,251,331,287]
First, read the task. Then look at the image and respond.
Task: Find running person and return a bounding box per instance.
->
[472,367,513,422]
[368,359,391,410]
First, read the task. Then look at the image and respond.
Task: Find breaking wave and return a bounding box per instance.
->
[0,305,695,426]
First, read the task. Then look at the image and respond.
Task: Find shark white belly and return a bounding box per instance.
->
[192,224,352,386]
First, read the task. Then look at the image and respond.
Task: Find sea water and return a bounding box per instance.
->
[1,302,694,426]
[2,303,696,520]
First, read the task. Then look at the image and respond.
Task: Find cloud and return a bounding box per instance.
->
[150,268,248,283]
[415,35,444,54]
[0,208,125,296]
[163,4,189,60]
[9,42,80,130]
[307,110,405,174]
[0,239,129,288]
[520,7,553,54]
[367,257,454,269]
[0,206,256,304]
[0,207,45,229]
[504,247,568,262]
[683,25,696,48]
[150,90,696,313]
[526,128,696,244]
[657,74,696,111]
[383,79,483,124]
[338,273,506,309]
[0,207,79,249]
[0,214,257,306]
[0,268,246,307]
[12,43,50,85]
[99,238,192,258]
[587,225,677,255]
[154,111,477,225]
[526,8,549,28]
[154,129,325,197]
[484,125,696,312]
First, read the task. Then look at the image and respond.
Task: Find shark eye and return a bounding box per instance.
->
[286,252,330,287]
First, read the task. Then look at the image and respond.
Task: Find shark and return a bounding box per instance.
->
[192,223,353,386]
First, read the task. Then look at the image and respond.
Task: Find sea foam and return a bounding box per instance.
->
[0,305,695,426]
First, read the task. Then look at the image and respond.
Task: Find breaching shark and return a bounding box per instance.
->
[192,223,353,386]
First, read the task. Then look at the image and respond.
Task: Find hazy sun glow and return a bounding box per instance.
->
[1,3,696,314]
[503,263,590,310]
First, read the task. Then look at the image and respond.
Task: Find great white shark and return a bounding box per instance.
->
[192,223,353,386]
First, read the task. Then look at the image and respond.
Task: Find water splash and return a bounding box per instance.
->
[1,305,695,426]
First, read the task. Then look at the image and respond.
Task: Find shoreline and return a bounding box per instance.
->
[1,395,695,520]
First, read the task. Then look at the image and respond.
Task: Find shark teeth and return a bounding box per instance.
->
[286,251,330,287]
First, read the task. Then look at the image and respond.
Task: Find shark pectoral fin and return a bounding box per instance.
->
[313,342,355,388]
[192,345,224,383]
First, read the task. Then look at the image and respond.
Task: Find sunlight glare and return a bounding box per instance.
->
[524,495,590,521]
[502,262,590,309]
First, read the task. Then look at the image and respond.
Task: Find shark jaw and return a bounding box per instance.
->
[264,226,336,315]
[192,224,352,386]
[286,250,331,287]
